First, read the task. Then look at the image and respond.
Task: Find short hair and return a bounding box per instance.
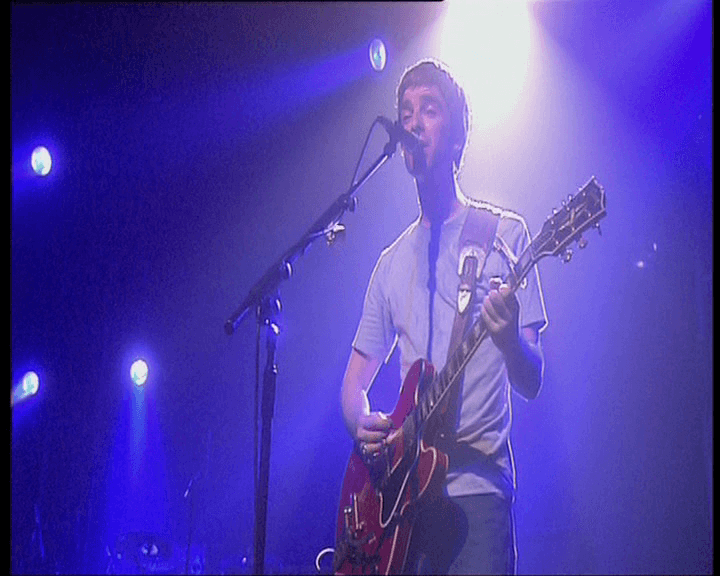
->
[396,59,470,172]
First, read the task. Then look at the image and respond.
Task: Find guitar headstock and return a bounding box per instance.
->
[531,176,606,263]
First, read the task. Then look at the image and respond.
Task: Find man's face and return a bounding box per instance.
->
[399,84,454,177]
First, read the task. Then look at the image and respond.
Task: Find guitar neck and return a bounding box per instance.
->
[415,315,489,429]
[413,267,528,431]
[408,175,606,436]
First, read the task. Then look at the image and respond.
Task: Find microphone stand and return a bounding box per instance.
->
[224,125,401,576]
[184,428,212,575]
[183,472,200,575]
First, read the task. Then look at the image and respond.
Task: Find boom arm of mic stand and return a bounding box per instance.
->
[224,144,397,335]
[224,128,399,576]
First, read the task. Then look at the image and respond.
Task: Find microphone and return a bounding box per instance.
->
[377,116,423,154]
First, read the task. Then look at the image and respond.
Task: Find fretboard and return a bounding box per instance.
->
[411,249,534,431]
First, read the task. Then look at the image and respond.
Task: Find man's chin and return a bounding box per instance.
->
[403,152,427,177]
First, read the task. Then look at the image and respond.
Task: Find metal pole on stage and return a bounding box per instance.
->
[224,118,406,574]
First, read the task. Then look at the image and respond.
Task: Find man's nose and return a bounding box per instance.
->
[408,111,423,135]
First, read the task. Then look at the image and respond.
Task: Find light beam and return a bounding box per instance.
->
[436,0,533,131]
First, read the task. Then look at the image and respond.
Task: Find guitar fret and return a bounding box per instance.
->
[462,333,473,357]
[452,351,461,373]
[433,376,443,405]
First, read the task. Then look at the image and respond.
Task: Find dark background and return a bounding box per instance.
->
[12,2,712,574]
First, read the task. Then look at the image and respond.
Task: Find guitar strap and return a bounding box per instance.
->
[436,204,500,443]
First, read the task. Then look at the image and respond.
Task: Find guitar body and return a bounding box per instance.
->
[333,359,449,575]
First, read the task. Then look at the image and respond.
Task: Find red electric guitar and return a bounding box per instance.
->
[333,177,607,575]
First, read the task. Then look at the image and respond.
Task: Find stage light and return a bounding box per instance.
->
[436,0,533,130]
[22,371,39,396]
[31,146,52,176]
[11,371,39,407]
[635,242,658,270]
[130,359,149,387]
[369,38,387,72]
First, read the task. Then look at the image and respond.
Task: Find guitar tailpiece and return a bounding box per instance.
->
[334,532,380,574]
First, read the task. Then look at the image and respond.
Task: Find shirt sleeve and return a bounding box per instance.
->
[352,252,397,362]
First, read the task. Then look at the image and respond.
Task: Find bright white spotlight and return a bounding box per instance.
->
[130,359,149,387]
[31,146,52,176]
[437,0,533,130]
[369,38,387,72]
[22,371,39,396]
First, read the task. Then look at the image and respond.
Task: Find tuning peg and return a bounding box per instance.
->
[577,235,588,249]
[562,248,573,263]
[595,222,602,236]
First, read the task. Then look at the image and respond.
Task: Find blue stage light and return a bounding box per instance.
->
[130,359,149,387]
[31,146,52,176]
[369,39,387,72]
[11,371,40,407]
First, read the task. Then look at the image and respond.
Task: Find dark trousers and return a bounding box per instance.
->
[404,493,517,575]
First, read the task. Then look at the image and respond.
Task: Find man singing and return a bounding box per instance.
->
[340,59,548,574]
